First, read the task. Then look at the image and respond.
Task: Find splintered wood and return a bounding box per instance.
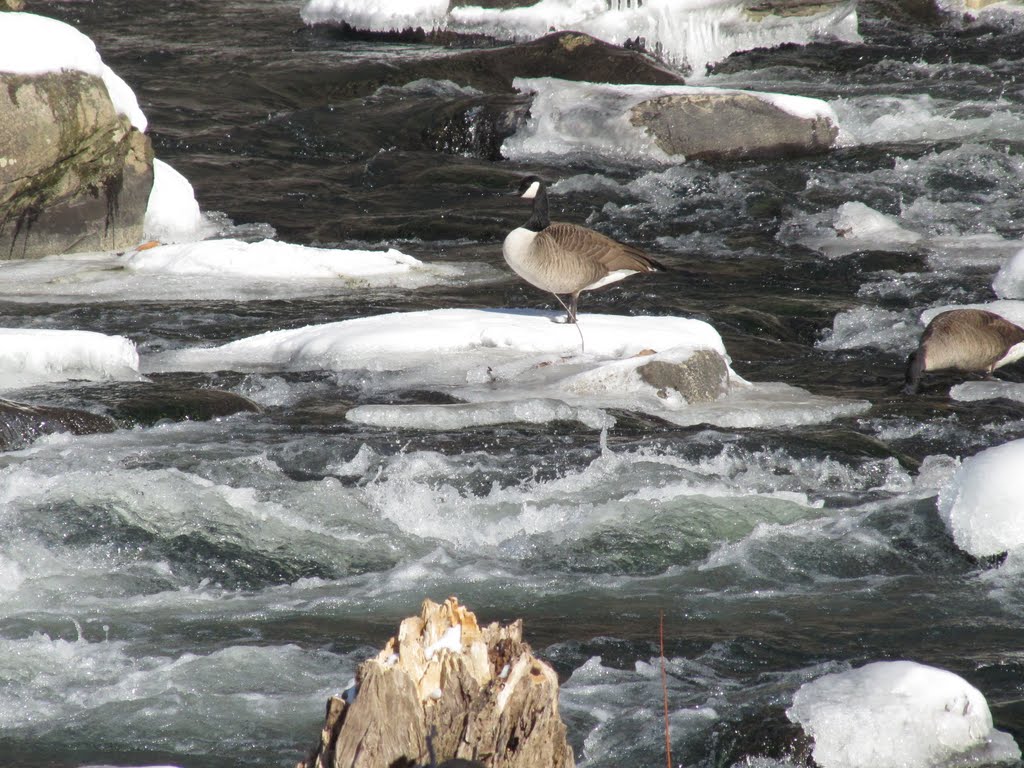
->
[299,597,575,768]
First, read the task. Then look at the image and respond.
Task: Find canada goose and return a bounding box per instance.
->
[903,308,1024,394]
[502,176,665,324]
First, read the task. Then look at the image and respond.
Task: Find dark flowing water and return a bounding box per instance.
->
[3,1,1024,766]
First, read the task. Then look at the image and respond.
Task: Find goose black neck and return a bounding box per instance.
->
[524,184,550,232]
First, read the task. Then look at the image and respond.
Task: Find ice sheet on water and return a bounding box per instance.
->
[937,437,1024,558]
[0,328,140,390]
[779,202,922,259]
[346,398,615,431]
[149,308,866,429]
[950,380,1024,404]
[816,307,921,353]
[503,77,837,167]
[787,660,1020,768]
[0,241,466,303]
[0,12,147,131]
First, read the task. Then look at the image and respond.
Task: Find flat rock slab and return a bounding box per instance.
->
[630,91,838,161]
[0,398,115,450]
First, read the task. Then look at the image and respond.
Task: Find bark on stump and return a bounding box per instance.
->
[299,597,575,768]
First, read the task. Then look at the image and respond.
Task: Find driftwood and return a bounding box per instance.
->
[299,597,575,768]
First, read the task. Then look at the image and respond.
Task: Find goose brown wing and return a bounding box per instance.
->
[924,310,1024,370]
[541,222,663,274]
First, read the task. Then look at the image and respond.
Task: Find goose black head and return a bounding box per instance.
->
[515,175,544,200]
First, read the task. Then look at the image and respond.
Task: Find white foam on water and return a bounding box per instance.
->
[832,93,1024,148]
[0,12,147,131]
[0,328,140,390]
[503,77,837,166]
[937,437,1024,558]
[787,660,1020,768]
[992,245,1024,299]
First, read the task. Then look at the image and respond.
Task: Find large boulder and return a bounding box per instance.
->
[630,90,838,161]
[0,398,115,450]
[0,70,153,259]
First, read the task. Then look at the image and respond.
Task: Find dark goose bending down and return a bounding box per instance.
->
[502,176,666,324]
[903,308,1024,394]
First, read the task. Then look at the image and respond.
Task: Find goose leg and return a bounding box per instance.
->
[567,293,579,325]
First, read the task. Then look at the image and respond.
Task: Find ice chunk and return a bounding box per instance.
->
[144,160,215,244]
[937,437,1024,557]
[347,399,615,431]
[0,328,140,390]
[788,660,1020,768]
[0,13,147,131]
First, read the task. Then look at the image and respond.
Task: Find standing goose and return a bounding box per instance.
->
[903,308,1024,394]
[502,176,666,324]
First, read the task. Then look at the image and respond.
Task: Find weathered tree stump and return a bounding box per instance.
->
[299,597,575,768]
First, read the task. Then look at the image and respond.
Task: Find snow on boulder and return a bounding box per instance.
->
[503,77,839,166]
[937,437,1024,557]
[0,12,146,131]
[992,246,1024,299]
[0,328,140,389]
[123,238,429,280]
[788,660,1020,768]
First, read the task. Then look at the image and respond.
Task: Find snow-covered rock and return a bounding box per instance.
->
[147,308,868,429]
[788,660,1020,768]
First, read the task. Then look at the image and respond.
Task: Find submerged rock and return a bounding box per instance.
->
[637,348,731,402]
[299,596,574,768]
[0,70,153,259]
[630,90,838,161]
[0,398,115,450]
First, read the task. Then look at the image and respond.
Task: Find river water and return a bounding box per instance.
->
[4,2,1024,767]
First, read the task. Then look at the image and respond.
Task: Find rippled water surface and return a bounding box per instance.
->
[6,2,1024,766]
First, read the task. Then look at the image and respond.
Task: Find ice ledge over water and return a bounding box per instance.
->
[788,660,1020,768]
[0,328,140,390]
[148,309,867,430]
[300,0,860,74]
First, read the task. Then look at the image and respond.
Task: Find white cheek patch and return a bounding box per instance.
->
[521,181,540,200]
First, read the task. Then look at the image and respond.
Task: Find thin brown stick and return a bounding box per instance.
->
[660,610,672,768]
